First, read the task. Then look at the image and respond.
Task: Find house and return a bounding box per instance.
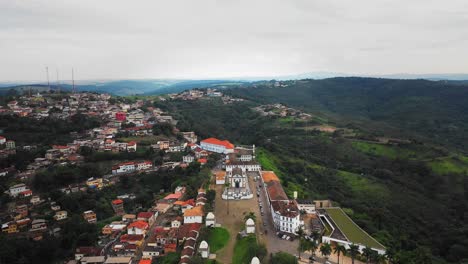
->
[176,223,202,243]
[16,204,28,218]
[182,132,197,143]
[83,210,97,224]
[80,256,106,264]
[127,141,137,152]
[296,200,316,214]
[122,214,136,222]
[171,218,182,228]
[200,137,234,154]
[127,220,149,235]
[215,171,226,185]
[2,222,18,233]
[182,155,195,164]
[5,140,15,150]
[154,201,172,214]
[183,206,204,224]
[75,246,102,261]
[120,234,144,245]
[54,210,68,221]
[29,219,47,233]
[173,199,194,213]
[102,222,127,235]
[115,112,126,121]
[86,178,104,189]
[135,161,152,171]
[137,211,156,225]
[104,257,132,264]
[30,195,42,205]
[0,136,6,144]
[9,183,28,197]
[112,199,125,216]
[142,245,164,258]
[112,162,136,174]
[156,141,170,150]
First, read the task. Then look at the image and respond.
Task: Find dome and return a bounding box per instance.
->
[199,240,209,249]
[246,218,255,226]
[251,257,260,264]
[206,212,215,219]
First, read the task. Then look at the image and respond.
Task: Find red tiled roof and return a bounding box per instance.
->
[112,199,124,205]
[120,234,144,242]
[266,181,288,201]
[128,141,137,146]
[128,220,149,230]
[164,193,182,200]
[177,223,202,240]
[201,138,234,149]
[137,212,153,219]
[139,260,152,264]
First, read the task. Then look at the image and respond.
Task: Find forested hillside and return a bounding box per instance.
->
[157,95,468,263]
[227,78,468,152]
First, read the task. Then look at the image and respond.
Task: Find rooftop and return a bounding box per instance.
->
[324,207,385,250]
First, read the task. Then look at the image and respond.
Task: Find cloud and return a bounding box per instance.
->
[1,0,467,81]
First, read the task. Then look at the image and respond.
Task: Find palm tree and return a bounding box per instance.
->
[298,237,308,259]
[362,246,374,264]
[334,245,347,264]
[309,239,318,257]
[320,243,332,260]
[311,230,320,242]
[224,182,230,215]
[348,244,360,264]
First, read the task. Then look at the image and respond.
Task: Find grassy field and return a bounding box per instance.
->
[232,235,257,264]
[256,148,282,176]
[117,135,166,146]
[325,208,385,250]
[336,170,389,197]
[207,227,230,252]
[428,156,468,175]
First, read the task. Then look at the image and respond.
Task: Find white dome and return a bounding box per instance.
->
[251,257,260,264]
[206,212,215,219]
[199,240,209,249]
[246,218,255,226]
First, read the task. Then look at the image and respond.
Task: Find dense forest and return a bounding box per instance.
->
[158,89,468,264]
[227,78,468,152]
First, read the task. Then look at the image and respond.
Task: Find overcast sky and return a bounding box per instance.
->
[1,0,468,81]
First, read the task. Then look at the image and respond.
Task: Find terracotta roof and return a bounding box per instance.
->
[197,158,207,164]
[262,171,280,183]
[137,212,153,219]
[183,206,204,217]
[128,220,148,230]
[128,141,137,146]
[201,138,234,149]
[112,199,123,205]
[164,193,182,200]
[271,200,299,218]
[139,260,152,264]
[177,223,202,240]
[215,171,226,180]
[120,234,144,243]
[266,181,288,201]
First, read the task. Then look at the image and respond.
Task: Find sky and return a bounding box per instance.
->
[1,0,468,81]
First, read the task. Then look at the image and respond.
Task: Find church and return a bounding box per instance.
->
[221,168,253,200]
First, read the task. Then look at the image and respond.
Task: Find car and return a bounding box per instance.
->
[263,223,267,226]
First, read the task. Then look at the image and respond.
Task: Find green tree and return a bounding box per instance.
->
[244,212,256,222]
[320,243,332,259]
[334,244,347,264]
[348,244,360,264]
[362,246,374,264]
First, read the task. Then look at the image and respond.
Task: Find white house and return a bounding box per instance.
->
[183,206,203,224]
[200,138,234,154]
[112,162,135,174]
[182,155,195,164]
[135,161,152,171]
[271,200,301,234]
[127,221,149,235]
[9,184,27,197]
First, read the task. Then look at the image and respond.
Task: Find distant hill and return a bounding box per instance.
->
[228,77,468,151]
[0,79,248,96]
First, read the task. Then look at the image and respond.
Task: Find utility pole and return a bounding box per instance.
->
[72,68,75,93]
[46,66,50,90]
[56,69,60,93]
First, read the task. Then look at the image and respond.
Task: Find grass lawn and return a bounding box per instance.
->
[232,235,257,264]
[207,227,230,252]
[325,208,385,250]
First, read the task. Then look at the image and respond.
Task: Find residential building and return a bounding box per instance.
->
[200,137,234,154]
[54,210,68,221]
[112,199,125,216]
[183,206,204,224]
[83,210,97,224]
